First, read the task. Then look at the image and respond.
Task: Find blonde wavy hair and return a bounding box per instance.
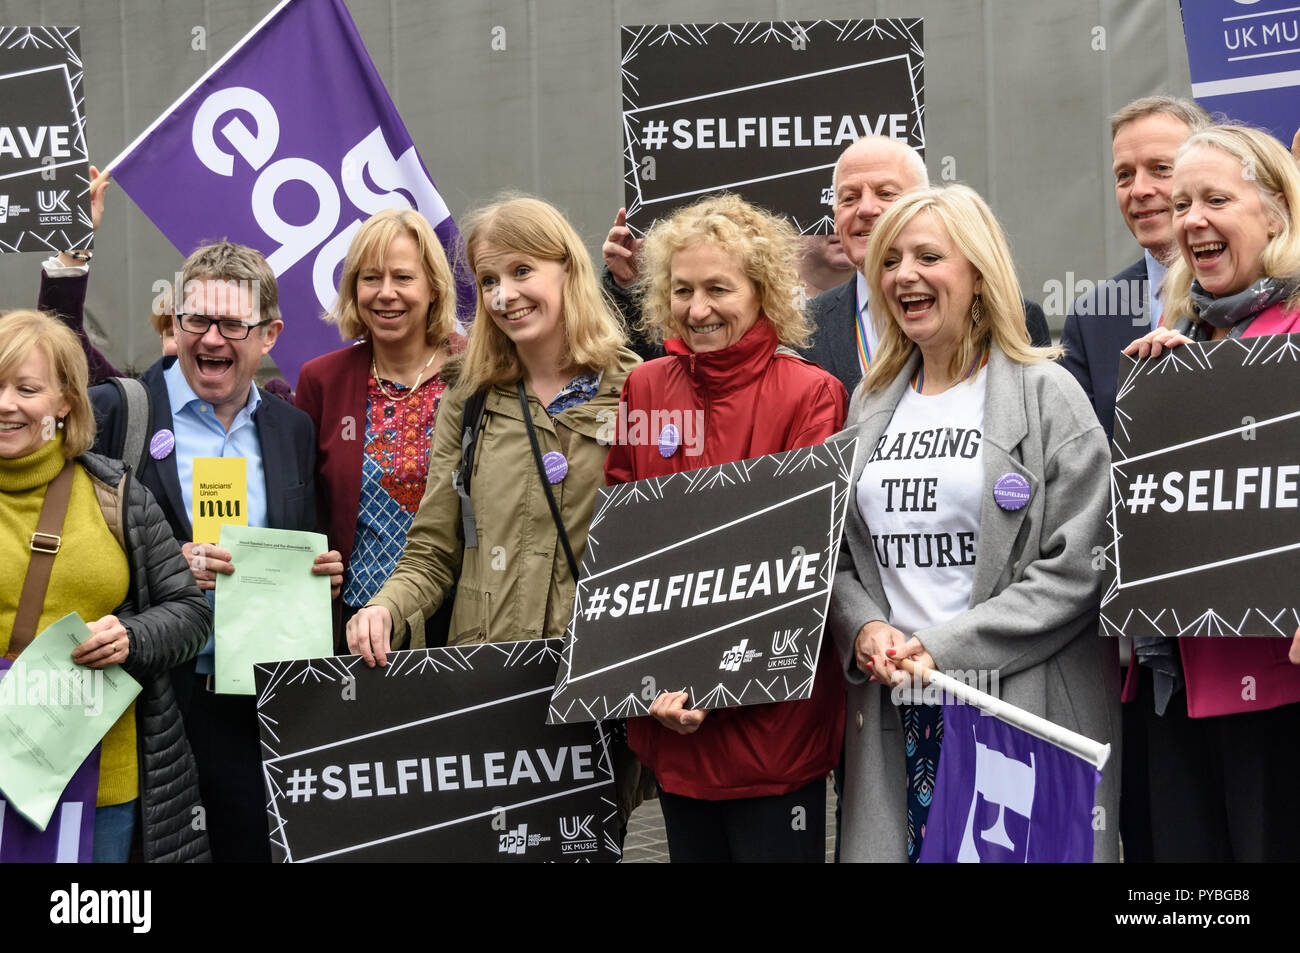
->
[326,207,457,346]
[458,195,625,393]
[638,193,812,349]
[863,184,1060,394]
[1161,125,1300,328]
[0,310,94,457]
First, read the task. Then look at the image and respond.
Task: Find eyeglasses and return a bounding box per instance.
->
[176,314,270,341]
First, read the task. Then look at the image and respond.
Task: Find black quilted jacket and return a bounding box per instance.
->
[79,452,212,862]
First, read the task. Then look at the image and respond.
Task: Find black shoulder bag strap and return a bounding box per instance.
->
[451,388,490,548]
[516,381,581,581]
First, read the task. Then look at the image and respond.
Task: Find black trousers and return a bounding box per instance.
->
[183,673,272,864]
[658,778,826,863]
[1140,668,1300,862]
[1118,670,1153,863]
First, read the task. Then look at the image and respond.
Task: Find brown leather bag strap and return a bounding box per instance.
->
[9,461,76,658]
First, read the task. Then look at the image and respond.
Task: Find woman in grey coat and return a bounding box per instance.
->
[829,185,1120,863]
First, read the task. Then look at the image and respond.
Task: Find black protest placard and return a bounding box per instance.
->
[0,26,92,253]
[548,438,857,725]
[1100,335,1300,638]
[620,19,923,234]
[255,640,619,862]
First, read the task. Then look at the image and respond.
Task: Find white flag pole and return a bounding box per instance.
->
[897,659,1111,771]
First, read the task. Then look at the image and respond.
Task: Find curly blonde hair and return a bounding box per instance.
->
[639,193,812,349]
[863,185,1060,394]
[458,195,626,393]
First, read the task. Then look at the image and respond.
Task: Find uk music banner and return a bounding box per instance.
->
[1100,335,1300,639]
[548,438,857,725]
[0,26,92,253]
[918,700,1101,863]
[255,641,620,862]
[1180,0,1300,143]
[620,19,924,235]
[105,0,472,385]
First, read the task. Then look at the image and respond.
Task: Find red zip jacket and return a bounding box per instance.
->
[605,318,848,799]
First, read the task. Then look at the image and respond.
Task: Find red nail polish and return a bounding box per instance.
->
[886,649,896,656]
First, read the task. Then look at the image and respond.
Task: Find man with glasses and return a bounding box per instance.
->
[90,240,339,863]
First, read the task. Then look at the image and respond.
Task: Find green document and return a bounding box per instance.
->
[214,525,333,695]
[0,613,142,830]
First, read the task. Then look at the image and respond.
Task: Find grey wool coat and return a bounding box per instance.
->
[828,346,1121,863]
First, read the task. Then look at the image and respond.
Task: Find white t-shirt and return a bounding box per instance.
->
[856,371,987,637]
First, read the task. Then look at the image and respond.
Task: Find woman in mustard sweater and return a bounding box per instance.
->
[1,310,211,862]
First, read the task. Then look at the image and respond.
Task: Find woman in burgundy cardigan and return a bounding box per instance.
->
[296,209,465,645]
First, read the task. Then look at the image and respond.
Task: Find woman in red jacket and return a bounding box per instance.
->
[604,194,848,862]
[296,209,466,643]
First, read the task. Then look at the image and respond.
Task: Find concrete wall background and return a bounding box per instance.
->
[0,0,1194,376]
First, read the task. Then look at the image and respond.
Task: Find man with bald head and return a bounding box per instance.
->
[802,136,1050,397]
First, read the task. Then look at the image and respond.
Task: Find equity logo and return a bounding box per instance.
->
[719,638,762,672]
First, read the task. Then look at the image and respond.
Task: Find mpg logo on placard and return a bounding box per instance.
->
[719,638,762,672]
[498,824,551,856]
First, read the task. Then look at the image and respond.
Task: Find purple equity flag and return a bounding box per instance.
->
[106,0,472,386]
[918,699,1101,863]
[0,659,99,863]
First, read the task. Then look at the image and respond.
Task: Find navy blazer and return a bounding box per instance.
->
[1059,258,1150,440]
[800,275,1053,397]
[89,356,317,543]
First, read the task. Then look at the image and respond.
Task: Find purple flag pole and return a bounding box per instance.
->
[105,0,474,387]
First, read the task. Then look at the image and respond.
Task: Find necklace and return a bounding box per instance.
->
[911,347,989,394]
[372,348,439,402]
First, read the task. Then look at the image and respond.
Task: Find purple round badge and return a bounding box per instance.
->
[149,429,175,460]
[993,472,1031,511]
[658,423,680,458]
[542,451,568,484]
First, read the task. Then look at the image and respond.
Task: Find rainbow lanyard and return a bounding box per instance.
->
[854,296,872,373]
[911,347,990,393]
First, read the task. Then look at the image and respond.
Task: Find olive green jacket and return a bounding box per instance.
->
[370,348,642,649]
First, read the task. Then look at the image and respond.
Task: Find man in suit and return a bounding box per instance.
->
[89,241,341,862]
[803,136,1052,398]
[1059,96,1210,866]
[1061,96,1210,440]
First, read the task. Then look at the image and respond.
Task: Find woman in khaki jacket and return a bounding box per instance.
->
[346,195,639,659]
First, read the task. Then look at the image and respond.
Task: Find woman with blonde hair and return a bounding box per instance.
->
[296,208,466,641]
[605,193,848,862]
[346,195,649,822]
[0,309,210,862]
[1124,123,1300,861]
[830,184,1120,862]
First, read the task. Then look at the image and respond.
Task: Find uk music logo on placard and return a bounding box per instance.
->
[559,815,598,854]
